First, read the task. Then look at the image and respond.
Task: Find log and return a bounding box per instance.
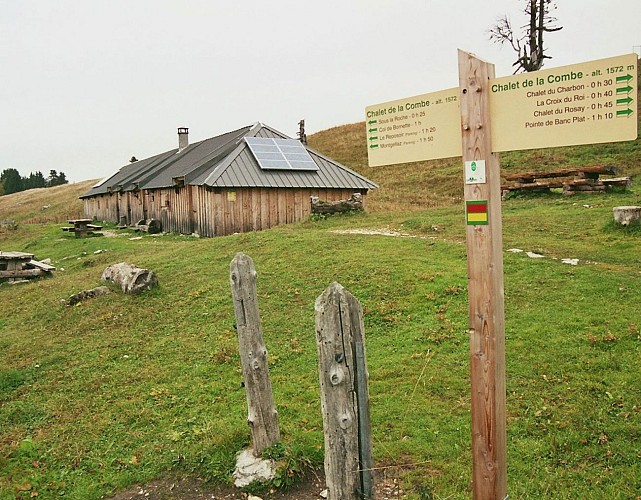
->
[135,218,162,234]
[504,165,619,182]
[564,184,606,192]
[101,262,158,294]
[229,253,280,456]
[0,269,44,279]
[564,178,600,186]
[513,180,564,189]
[613,206,641,226]
[602,177,632,188]
[311,193,363,215]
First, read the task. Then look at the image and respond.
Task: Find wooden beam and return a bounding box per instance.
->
[458,49,507,500]
[504,164,619,181]
[0,269,45,278]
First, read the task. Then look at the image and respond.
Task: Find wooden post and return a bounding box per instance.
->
[230,253,280,455]
[458,50,507,499]
[315,282,373,500]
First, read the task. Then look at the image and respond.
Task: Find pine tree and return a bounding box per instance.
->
[0,168,24,195]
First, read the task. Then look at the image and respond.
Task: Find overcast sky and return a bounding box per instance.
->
[2,0,639,183]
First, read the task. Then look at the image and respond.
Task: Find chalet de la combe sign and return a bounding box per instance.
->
[365,53,637,166]
[489,53,638,152]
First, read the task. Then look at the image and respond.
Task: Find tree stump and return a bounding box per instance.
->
[613,206,641,226]
[101,262,158,294]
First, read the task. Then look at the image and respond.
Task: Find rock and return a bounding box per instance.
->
[613,206,641,226]
[65,286,111,306]
[232,448,276,488]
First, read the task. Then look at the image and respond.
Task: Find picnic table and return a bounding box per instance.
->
[0,251,55,281]
[62,219,103,237]
[502,165,631,196]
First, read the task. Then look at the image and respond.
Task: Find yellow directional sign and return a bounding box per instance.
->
[365,53,638,166]
[365,88,462,167]
[490,54,638,152]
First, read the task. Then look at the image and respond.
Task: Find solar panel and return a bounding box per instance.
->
[245,137,318,171]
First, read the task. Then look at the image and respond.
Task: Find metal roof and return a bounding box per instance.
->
[81,123,377,198]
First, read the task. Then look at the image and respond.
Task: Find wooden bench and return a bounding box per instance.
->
[0,251,55,281]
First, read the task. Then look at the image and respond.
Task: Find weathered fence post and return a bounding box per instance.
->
[230,253,280,455]
[315,282,373,500]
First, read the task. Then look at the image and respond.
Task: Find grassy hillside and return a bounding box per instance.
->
[0,180,93,225]
[1,75,640,498]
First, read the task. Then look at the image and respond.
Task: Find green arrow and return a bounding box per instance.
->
[369,144,379,149]
[616,96,633,105]
[368,136,378,142]
[616,74,633,83]
[368,120,377,125]
[616,85,633,94]
[616,108,633,117]
[368,128,378,133]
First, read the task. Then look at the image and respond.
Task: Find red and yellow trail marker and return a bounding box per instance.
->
[466,200,488,225]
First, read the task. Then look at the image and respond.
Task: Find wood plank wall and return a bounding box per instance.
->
[128,192,146,224]
[83,194,116,221]
[145,187,193,235]
[192,187,362,237]
[85,187,367,237]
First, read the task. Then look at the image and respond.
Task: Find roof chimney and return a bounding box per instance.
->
[178,127,189,151]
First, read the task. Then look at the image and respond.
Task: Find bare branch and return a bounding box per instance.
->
[487,0,562,72]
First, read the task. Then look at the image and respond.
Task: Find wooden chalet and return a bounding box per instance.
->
[80,123,378,237]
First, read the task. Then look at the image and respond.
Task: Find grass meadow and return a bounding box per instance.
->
[1,114,641,498]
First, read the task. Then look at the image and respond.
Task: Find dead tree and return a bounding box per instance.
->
[489,0,562,73]
[298,119,307,145]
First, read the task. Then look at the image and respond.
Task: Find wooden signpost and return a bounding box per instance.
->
[365,51,637,499]
[458,50,507,500]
